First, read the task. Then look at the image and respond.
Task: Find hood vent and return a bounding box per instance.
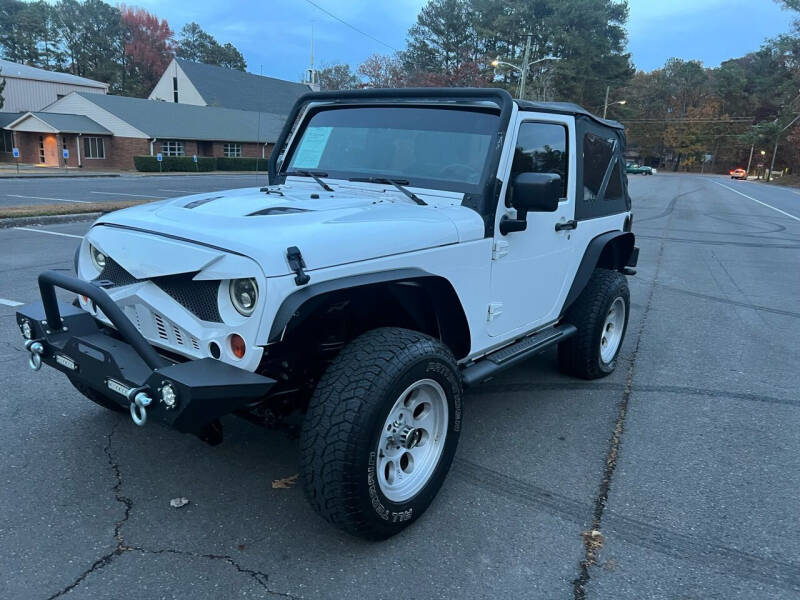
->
[248,207,310,216]
[184,196,223,209]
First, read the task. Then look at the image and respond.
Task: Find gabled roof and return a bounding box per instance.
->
[516,99,624,130]
[0,112,23,128]
[0,59,108,89]
[75,92,286,143]
[175,59,311,115]
[7,112,111,134]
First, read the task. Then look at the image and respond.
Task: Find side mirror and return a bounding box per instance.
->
[500,172,562,235]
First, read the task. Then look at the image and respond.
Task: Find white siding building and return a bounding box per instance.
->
[0,59,108,112]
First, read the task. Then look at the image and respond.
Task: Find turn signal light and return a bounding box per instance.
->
[230,334,246,359]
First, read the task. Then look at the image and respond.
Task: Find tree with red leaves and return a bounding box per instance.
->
[120,5,174,97]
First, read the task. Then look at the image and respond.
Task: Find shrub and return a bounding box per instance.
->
[134,156,215,172]
[216,157,262,171]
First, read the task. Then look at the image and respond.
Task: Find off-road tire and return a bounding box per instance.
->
[69,378,126,413]
[558,268,630,380]
[300,327,462,540]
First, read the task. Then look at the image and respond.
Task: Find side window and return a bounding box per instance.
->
[583,132,621,202]
[510,122,568,200]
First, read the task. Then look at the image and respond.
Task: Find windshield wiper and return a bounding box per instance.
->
[348,177,426,206]
[285,170,334,192]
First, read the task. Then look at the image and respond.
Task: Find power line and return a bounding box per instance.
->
[302,0,398,52]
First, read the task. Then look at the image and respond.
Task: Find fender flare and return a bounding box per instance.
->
[267,269,471,358]
[561,231,635,314]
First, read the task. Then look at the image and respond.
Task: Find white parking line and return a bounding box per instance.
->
[90,191,167,198]
[0,298,23,307]
[158,189,198,193]
[710,180,800,223]
[7,194,90,204]
[13,227,83,239]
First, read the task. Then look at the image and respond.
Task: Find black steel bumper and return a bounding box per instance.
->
[15,270,275,434]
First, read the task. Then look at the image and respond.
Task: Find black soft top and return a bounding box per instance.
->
[515,99,624,130]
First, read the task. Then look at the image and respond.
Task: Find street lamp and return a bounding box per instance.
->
[491,55,560,99]
[602,86,626,119]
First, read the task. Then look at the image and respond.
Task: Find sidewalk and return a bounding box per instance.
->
[0,164,265,179]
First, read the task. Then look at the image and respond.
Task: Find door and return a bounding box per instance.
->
[487,116,576,338]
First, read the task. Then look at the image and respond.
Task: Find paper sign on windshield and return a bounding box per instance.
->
[292,127,333,169]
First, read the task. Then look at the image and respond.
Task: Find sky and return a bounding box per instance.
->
[137,0,797,81]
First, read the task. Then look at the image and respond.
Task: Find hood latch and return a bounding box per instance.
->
[286,246,310,286]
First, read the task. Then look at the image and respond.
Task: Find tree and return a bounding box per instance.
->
[120,5,173,97]
[176,22,246,70]
[0,68,5,110]
[0,0,48,65]
[317,63,360,90]
[358,54,406,88]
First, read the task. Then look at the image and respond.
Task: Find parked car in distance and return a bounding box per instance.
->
[626,163,656,175]
[730,168,747,180]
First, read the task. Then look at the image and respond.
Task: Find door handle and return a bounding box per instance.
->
[555,220,578,231]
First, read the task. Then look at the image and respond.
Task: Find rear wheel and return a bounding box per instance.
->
[558,269,630,379]
[300,327,462,539]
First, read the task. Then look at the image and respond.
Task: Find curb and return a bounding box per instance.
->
[0,212,100,229]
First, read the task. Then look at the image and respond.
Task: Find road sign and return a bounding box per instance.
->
[192,154,198,163]
[63,148,69,159]
[12,147,19,158]
[157,153,163,162]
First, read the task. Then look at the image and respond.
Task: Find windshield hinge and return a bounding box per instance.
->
[492,240,509,260]
[487,302,503,321]
[286,246,310,286]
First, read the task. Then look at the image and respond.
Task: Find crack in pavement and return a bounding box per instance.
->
[44,423,295,600]
[572,187,671,600]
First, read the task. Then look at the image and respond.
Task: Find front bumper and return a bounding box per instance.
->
[16,271,275,434]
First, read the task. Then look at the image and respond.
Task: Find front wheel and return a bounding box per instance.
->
[300,327,462,539]
[558,269,630,379]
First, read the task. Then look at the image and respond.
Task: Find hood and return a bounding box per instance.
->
[93,179,485,277]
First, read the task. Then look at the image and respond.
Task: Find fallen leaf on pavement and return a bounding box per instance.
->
[169,497,190,508]
[272,474,299,489]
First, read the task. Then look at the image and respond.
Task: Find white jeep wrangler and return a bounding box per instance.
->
[17,88,637,539]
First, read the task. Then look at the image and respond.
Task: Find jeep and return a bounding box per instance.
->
[16,88,637,539]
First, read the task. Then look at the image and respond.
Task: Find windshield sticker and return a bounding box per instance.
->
[292,126,333,168]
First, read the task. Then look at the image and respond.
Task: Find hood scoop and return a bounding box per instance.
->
[248,206,310,216]
[184,196,223,209]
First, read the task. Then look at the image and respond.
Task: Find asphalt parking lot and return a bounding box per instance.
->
[1,173,798,599]
[0,173,267,208]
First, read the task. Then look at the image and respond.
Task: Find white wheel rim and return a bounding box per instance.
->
[376,379,448,503]
[600,297,626,363]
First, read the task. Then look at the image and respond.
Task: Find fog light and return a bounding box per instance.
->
[161,383,178,410]
[21,319,32,340]
[230,334,246,359]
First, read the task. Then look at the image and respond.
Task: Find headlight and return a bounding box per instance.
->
[229,278,258,316]
[89,244,107,271]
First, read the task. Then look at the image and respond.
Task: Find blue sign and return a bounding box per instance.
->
[62,148,69,159]
[192,154,198,163]
[156,153,163,162]
[12,147,20,158]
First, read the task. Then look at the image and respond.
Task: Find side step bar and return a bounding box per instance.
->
[461,324,577,387]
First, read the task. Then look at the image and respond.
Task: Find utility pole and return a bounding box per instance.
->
[768,113,800,181]
[745,143,754,177]
[603,86,610,119]
[518,33,532,100]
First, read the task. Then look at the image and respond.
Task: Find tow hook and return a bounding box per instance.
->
[25,340,44,371]
[127,389,153,427]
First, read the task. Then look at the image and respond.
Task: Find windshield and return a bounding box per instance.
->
[284,106,500,193]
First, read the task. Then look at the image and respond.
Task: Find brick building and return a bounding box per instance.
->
[1,91,286,170]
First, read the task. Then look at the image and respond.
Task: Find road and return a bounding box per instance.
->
[0,173,798,599]
[0,173,267,208]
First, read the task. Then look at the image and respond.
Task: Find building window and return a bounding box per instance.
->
[39,136,45,163]
[0,131,13,153]
[173,76,179,103]
[223,143,242,158]
[161,140,184,157]
[84,137,105,159]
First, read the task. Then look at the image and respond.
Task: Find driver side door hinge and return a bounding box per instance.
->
[492,240,509,260]
[487,302,503,321]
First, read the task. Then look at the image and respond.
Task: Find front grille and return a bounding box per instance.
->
[153,275,222,323]
[96,257,222,323]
